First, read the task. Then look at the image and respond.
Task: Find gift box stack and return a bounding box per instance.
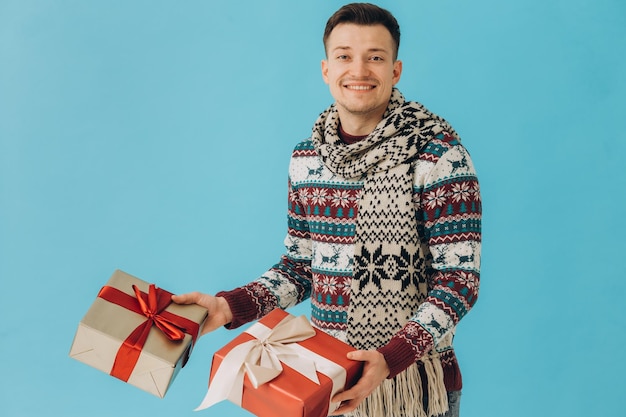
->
[195,308,363,417]
[69,270,208,398]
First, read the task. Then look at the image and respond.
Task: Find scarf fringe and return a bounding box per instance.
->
[423,353,449,416]
[348,353,448,417]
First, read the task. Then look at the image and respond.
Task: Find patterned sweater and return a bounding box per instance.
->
[218,131,481,391]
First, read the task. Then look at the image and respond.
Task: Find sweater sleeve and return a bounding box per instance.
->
[378,135,482,377]
[217,161,314,329]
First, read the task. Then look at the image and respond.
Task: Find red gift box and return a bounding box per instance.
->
[196,309,362,417]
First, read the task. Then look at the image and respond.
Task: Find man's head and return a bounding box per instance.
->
[321,3,403,134]
[323,3,401,61]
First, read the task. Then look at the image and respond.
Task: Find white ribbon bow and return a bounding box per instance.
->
[195,314,346,414]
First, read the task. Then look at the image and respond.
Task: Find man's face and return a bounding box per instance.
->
[322,23,402,125]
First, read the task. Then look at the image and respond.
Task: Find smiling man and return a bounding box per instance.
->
[322,22,402,135]
[174,3,481,417]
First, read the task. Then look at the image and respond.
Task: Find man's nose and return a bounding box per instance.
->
[348,59,369,77]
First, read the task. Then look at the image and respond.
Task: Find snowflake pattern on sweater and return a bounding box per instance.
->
[218,131,481,389]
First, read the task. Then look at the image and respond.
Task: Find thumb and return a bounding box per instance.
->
[171,292,199,305]
[347,350,368,361]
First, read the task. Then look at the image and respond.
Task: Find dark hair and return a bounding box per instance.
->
[323,3,401,59]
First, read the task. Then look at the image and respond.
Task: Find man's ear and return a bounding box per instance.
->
[321,59,329,84]
[392,60,403,85]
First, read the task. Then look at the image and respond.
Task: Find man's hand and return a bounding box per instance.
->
[329,350,390,416]
[171,292,233,335]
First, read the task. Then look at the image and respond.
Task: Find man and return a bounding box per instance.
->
[173,3,481,417]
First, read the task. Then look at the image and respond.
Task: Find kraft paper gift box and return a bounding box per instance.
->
[69,270,208,398]
[195,308,363,417]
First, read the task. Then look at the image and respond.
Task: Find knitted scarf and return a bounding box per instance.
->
[311,89,460,417]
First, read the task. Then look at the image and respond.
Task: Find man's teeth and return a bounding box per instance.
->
[346,85,373,90]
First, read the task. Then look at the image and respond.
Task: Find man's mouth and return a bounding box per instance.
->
[344,84,375,91]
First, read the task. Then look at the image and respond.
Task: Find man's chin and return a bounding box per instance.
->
[338,102,384,117]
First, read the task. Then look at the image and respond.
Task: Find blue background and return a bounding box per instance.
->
[1,1,624,416]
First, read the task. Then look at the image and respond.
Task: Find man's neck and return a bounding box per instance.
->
[338,120,376,136]
[336,106,387,136]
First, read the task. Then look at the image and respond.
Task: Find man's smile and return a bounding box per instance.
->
[344,84,376,91]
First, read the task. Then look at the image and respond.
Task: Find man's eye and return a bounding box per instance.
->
[370,56,384,61]
[337,55,349,60]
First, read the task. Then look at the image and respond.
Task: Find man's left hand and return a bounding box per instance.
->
[328,350,390,416]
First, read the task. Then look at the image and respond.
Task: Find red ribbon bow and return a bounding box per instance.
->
[98,283,200,382]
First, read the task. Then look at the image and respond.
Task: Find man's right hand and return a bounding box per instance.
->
[171,292,233,335]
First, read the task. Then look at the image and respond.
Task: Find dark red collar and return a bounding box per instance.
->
[339,124,368,145]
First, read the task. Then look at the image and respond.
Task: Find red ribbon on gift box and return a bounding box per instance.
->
[97,284,200,382]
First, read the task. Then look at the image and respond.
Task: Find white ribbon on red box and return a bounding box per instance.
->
[195,313,346,415]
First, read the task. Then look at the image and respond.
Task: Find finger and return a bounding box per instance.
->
[329,399,359,415]
[347,350,367,361]
[331,383,365,405]
[331,388,353,404]
[347,349,380,363]
[171,292,200,305]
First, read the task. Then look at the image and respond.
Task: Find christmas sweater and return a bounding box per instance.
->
[218,131,481,390]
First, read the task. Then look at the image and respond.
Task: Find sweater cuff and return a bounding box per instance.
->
[378,323,433,378]
[377,337,420,379]
[215,288,258,329]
